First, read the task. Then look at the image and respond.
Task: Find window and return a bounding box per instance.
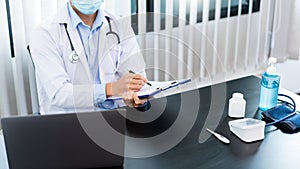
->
[130,0,261,33]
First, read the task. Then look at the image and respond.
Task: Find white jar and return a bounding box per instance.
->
[228,93,246,118]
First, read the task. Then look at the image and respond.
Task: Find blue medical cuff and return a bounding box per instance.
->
[262,104,300,133]
[135,101,151,112]
[94,84,107,107]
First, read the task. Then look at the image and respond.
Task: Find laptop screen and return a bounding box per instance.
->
[1,109,126,169]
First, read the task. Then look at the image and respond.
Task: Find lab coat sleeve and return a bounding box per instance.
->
[30,26,95,109]
[94,84,108,105]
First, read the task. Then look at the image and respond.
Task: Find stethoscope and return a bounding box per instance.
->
[64,16,121,73]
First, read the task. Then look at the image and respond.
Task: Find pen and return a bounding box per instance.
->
[129,70,152,86]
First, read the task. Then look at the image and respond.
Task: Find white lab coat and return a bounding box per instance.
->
[30,3,146,114]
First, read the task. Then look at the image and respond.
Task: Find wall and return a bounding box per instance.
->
[271,0,300,61]
[271,0,300,93]
[286,0,300,59]
[277,60,300,94]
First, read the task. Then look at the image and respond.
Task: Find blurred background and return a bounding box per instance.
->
[0,0,299,119]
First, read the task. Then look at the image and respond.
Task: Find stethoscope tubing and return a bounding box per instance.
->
[64,16,121,72]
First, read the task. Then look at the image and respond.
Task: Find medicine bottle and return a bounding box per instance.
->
[228,93,246,118]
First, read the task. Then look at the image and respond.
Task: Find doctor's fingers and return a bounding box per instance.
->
[128,78,146,90]
[130,79,145,86]
[133,94,147,108]
[128,82,144,92]
[132,74,148,83]
[128,80,145,92]
[122,91,147,108]
[122,91,135,107]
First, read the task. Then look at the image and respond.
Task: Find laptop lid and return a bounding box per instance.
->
[1,109,126,169]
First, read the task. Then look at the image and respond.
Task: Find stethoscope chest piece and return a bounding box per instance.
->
[64,17,120,66]
[69,51,79,64]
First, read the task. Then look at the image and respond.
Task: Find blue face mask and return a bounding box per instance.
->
[72,0,104,15]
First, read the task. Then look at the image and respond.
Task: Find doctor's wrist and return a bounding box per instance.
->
[106,83,113,97]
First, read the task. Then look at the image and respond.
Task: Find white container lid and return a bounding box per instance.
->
[229,118,266,142]
[229,118,265,130]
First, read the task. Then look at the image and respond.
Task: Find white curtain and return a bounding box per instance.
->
[0,0,18,121]
[286,0,300,59]
[271,0,300,61]
[137,0,273,83]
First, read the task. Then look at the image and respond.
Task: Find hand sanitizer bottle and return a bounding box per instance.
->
[259,57,280,110]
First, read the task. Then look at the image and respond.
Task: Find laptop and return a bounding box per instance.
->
[1,109,126,169]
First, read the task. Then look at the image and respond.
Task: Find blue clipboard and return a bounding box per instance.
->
[160,79,192,91]
[107,78,192,100]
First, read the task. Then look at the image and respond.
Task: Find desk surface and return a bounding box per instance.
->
[123,75,300,169]
[1,76,300,169]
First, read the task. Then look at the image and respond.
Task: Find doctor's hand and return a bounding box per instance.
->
[107,73,148,97]
[122,91,148,108]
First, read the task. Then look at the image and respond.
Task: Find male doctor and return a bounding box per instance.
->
[30,0,150,114]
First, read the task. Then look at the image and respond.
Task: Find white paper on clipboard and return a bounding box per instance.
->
[107,79,191,100]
